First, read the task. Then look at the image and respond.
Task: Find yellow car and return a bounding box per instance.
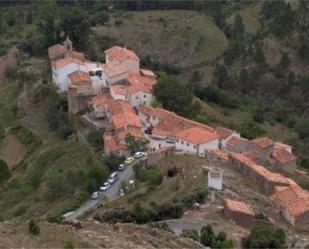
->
[124,157,135,165]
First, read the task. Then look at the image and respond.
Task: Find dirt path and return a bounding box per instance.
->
[0,134,27,168]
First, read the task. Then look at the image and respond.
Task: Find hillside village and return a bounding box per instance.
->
[48,38,309,233]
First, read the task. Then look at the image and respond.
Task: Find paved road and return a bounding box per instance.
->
[65,165,134,221]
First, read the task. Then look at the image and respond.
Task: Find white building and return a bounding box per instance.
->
[208,169,223,190]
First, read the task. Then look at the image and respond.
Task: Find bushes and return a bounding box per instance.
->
[181,229,199,241]
[180,188,208,209]
[0,160,11,185]
[28,219,40,235]
[86,130,103,147]
[133,164,163,186]
[241,225,287,249]
[200,225,233,248]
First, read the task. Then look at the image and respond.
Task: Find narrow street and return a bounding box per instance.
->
[65,165,134,222]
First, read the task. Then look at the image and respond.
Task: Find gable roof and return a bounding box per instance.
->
[252,137,274,149]
[272,149,296,164]
[224,199,254,216]
[226,136,248,147]
[174,127,218,144]
[215,126,234,139]
[68,70,91,86]
[48,44,65,60]
[51,57,84,69]
[105,46,140,62]
[112,112,142,130]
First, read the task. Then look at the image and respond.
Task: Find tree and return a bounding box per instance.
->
[242,226,287,249]
[125,135,149,153]
[233,14,245,37]
[295,118,309,139]
[59,7,91,50]
[0,159,11,185]
[200,224,215,247]
[254,44,265,64]
[35,0,59,49]
[133,202,150,224]
[154,73,198,118]
[28,219,40,235]
[278,52,290,70]
[213,64,229,88]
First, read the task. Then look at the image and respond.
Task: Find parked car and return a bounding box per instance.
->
[95,70,103,76]
[91,191,101,200]
[108,172,118,184]
[89,71,95,77]
[118,163,127,171]
[99,181,110,191]
[124,157,135,165]
[133,152,146,159]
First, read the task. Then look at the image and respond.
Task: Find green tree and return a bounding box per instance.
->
[154,73,198,118]
[254,44,265,64]
[28,219,40,235]
[242,226,287,249]
[233,14,245,37]
[133,202,150,224]
[0,159,11,185]
[59,7,91,50]
[213,64,229,88]
[200,224,215,247]
[295,118,309,139]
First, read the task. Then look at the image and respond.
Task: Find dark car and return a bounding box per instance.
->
[89,71,95,77]
[95,70,103,77]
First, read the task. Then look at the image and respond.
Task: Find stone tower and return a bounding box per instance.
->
[63,36,73,58]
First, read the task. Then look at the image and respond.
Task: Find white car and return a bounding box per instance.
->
[118,164,127,171]
[133,152,146,158]
[108,172,118,185]
[91,191,102,200]
[100,182,110,191]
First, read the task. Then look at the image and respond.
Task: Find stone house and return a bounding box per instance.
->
[269,149,297,173]
[223,199,255,227]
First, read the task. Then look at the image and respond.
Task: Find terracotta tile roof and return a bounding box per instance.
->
[274,142,292,152]
[89,92,113,106]
[242,150,262,163]
[272,185,309,217]
[206,149,229,161]
[215,127,234,139]
[174,127,218,144]
[48,44,65,60]
[117,127,144,141]
[224,199,255,216]
[105,46,140,62]
[112,112,142,130]
[271,149,296,164]
[229,152,289,184]
[68,70,91,86]
[126,72,157,93]
[102,62,127,78]
[51,57,84,69]
[140,69,157,78]
[251,137,274,149]
[226,136,248,147]
[72,51,86,62]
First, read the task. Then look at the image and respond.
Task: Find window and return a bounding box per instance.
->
[181,141,184,145]
[187,143,189,147]
[135,96,138,99]
[144,95,146,98]
[193,145,196,149]
[176,139,179,142]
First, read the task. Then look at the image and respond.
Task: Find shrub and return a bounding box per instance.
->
[28,219,40,235]
[86,130,103,147]
[4,66,17,79]
[181,229,199,241]
[64,241,74,249]
[0,159,11,185]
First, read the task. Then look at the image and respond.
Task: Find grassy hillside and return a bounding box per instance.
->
[93,10,228,66]
[0,57,109,221]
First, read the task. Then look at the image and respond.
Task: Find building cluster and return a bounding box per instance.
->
[48,39,308,231]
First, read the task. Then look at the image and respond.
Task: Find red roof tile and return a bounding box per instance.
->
[251,137,274,149]
[68,70,91,86]
[48,44,65,60]
[226,136,248,147]
[105,46,140,62]
[51,57,84,69]
[224,199,255,216]
[272,149,296,164]
[215,127,234,139]
[174,127,218,144]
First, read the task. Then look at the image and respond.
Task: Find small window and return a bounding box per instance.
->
[144,95,146,98]
[187,142,189,146]
[135,96,138,99]
[193,145,196,149]
[176,139,179,142]
[181,141,184,145]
